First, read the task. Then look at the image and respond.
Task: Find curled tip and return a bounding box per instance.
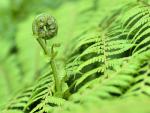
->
[32,13,58,40]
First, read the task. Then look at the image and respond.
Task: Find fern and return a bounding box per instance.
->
[70,50,150,102]
[68,7,133,90]
[1,0,150,113]
[3,86,33,113]
[121,3,150,55]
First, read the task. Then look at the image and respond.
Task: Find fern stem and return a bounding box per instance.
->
[101,30,107,78]
[50,58,62,97]
[36,38,62,97]
[36,38,49,55]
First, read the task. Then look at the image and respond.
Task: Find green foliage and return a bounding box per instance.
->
[0,0,150,113]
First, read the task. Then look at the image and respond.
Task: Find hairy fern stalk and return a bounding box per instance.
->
[0,0,150,113]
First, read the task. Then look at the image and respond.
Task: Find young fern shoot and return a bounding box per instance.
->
[32,13,62,97]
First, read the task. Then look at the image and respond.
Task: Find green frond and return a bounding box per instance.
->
[70,51,150,103]
[4,86,33,112]
[121,3,150,55]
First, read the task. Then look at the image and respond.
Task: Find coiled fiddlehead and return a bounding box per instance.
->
[32,13,58,40]
[32,13,62,97]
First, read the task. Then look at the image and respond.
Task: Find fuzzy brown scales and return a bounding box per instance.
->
[32,13,58,40]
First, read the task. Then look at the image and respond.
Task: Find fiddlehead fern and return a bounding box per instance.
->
[32,13,62,97]
[32,13,58,40]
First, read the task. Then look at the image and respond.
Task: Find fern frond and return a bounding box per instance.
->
[23,73,54,111]
[4,86,33,112]
[71,18,132,88]
[122,3,150,55]
[70,50,150,103]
